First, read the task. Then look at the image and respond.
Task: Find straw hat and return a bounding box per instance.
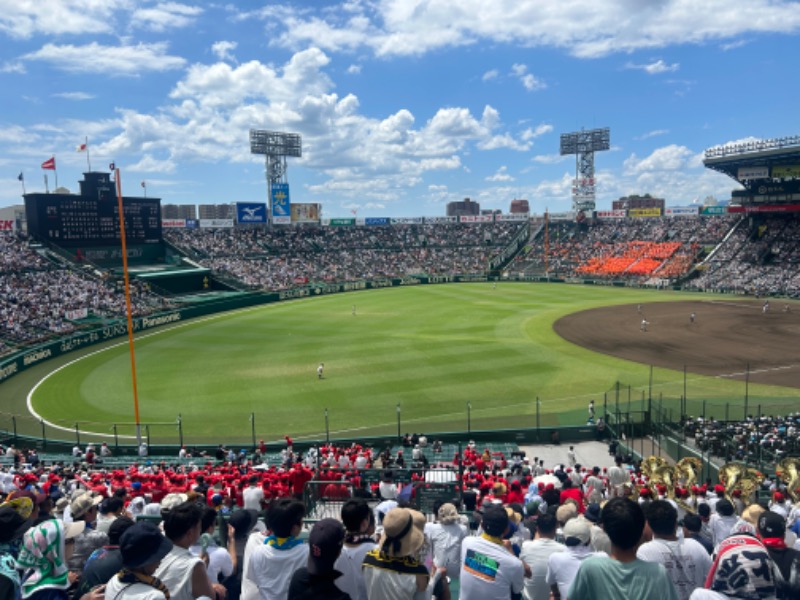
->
[378,508,426,557]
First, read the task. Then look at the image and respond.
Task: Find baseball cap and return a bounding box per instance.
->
[563,517,591,545]
[757,511,786,539]
[119,521,173,568]
[307,518,345,575]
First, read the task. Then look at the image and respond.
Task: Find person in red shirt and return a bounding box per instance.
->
[559,478,585,513]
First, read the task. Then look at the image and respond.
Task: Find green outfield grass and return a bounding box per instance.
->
[22,283,798,444]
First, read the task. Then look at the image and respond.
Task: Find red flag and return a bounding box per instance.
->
[76,143,87,152]
[41,157,56,170]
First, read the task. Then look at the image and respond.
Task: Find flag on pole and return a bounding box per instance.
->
[109,162,115,171]
[76,143,87,152]
[17,172,23,181]
[141,181,146,188]
[41,157,56,170]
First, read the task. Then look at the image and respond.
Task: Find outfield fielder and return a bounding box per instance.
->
[317,362,324,379]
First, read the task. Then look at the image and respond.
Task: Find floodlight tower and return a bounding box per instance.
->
[249,129,302,224]
[559,127,610,213]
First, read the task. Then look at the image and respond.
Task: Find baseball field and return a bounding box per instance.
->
[8,283,800,444]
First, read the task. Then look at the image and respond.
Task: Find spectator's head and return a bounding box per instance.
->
[536,513,558,539]
[706,535,775,599]
[99,496,123,517]
[481,503,510,538]
[119,521,173,575]
[644,500,678,538]
[70,493,101,524]
[437,503,460,525]
[107,516,135,546]
[307,519,345,575]
[601,497,645,551]
[0,505,31,543]
[379,507,426,558]
[563,517,591,547]
[681,513,702,536]
[266,498,305,538]
[229,509,260,540]
[341,498,371,533]
[200,506,218,533]
[716,498,735,517]
[162,501,203,545]
[757,511,786,540]
[555,502,577,526]
[698,503,711,520]
[584,503,602,524]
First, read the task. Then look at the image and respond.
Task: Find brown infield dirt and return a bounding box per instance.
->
[554,299,800,389]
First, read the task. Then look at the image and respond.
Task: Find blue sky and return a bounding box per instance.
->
[2,0,800,217]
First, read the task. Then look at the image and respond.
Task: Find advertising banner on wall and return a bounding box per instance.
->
[728,203,800,214]
[772,165,800,178]
[199,219,234,228]
[185,219,199,229]
[738,166,769,179]
[0,219,16,231]
[421,216,454,224]
[700,206,728,215]
[459,215,494,223]
[271,183,291,225]
[364,217,390,225]
[236,202,267,224]
[665,207,699,216]
[290,203,320,223]
[162,219,186,228]
[329,218,355,226]
[495,213,529,221]
[595,210,627,219]
[628,208,662,218]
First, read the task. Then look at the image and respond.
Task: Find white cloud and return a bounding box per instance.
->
[0,0,127,39]
[22,42,186,75]
[510,63,546,91]
[486,166,515,182]
[636,129,670,140]
[264,1,800,59]
[533,153,569,164]
[623,144,698,175]
[211,41,238,64]
[625,59,680,74]
[53,91,95,101]
[131,2,203,32]
[521,124,553,141]
[0,61,25,74]
[482,69,499,81]
[346,64,362,74]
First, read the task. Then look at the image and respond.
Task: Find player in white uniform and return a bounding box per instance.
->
[317,363,324,379]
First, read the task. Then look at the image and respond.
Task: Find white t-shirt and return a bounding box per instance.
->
[243,486,264,511]
[637,538,712,600]
[519,538,566,600]
[546,545,606,599]
[334,541,377,600]
[425,522,468,579]
[708,514,738,547]
[246,540,308,600]
[105,575,167,600]
[154,546,204,600]
[189,542,234,585]
[459,536,525,600]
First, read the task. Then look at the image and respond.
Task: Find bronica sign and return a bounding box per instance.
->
[236,202,267,224]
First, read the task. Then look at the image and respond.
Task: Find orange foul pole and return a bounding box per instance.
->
[115,169,142,445]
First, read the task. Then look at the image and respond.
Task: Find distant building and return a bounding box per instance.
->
[162,204,197,219]
[198,204,235,219]
[510,199,529,214]
[446,198,480,217]
[612,194,665,210]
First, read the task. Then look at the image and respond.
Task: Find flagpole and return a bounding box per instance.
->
[54,156,58,189]
[19,173,25,195]
[115,169,143,446]
[85,137,91,172]
[44,173,49,193]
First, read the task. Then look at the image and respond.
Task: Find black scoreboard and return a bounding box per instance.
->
[24,173,162,247]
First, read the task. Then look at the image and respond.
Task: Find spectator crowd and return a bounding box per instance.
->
[2,436,800,600]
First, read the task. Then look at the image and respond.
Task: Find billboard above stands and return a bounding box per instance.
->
[665,207,699,217]
[364,217,390,226]
[628,207,662,218]
[495,213,529,221]
[772,165,800,178]
[185,219,198,229]
[329,218,356,226]
[236,202,267,224]
[0,219,16,231]
[460,215,494,223]
[162,219,186,228]
[548,212,575,221]
[199,219,234,228]
[391,217,425,224]
[290,203,320,223]
[420,216,454,224]
[595,210,627,219]
[738,166,769,180]
[271,183,291,225]
[700,206,728,215]
[728,203,800,214]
